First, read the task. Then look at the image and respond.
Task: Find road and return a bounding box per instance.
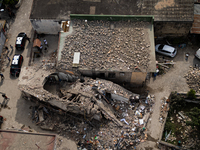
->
[0,1,76,150]
[0,0,33,130]
[137,45,199,149]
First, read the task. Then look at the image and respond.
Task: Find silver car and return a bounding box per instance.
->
[155,44,177,57]
[195,48,200,59]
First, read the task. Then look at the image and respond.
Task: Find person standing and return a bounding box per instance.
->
[185,53,189,61]
[1,94,9,108]
[44,47,48,53]
[44,39,48,47]
[10,45,13,51]
[0,73,4,80]
[2,94,8,100]
[5,46,9,55]
[7,56,10,62]
[39,45,43,53]
[26,37,31,43]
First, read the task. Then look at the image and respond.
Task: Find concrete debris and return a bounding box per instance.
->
[184,67,200,93]
[166,110,199,149]
[156,58,175,74]
[58,20,151,72]
[159,97,169,124]
[18,67,155,149]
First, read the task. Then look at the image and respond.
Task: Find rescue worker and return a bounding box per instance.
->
[44,39,48,47]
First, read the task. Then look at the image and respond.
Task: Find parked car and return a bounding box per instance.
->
[15,32,27,50]
[155,44,177,57]
[10,54,23,77]
[195,48,200,59]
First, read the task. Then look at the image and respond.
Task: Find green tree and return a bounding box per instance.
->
[3,0,18,5]
[187,89,196,100]
[169,92,186,114]
[186,107,200,130]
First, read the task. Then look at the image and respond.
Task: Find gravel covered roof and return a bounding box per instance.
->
[30,0,194,22]
[58,20,153,72]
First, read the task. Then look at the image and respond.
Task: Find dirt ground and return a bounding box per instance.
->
[0,1,199,150]
[0,1,76,150]
[136,44,200,149]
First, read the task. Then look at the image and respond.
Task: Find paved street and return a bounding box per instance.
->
[137,45,200,149]
[0,1,76,150]
[0,0,34,130]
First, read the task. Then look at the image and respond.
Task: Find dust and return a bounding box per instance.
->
[155,0,175,10]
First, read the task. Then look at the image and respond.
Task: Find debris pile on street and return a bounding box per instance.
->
[58,20,151,72]
[161,93,200,149]
[164,111,199,149]
[185,67,200,93]
[156,56,175,75]
[30,92,155,149]
[159,97,169,124]
[18,67,155,149]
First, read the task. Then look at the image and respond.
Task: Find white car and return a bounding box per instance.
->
[195,48,200,59]
[155,44,177,57]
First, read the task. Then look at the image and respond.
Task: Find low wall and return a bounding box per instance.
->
[70,14,154,24]
[159,92,200,149]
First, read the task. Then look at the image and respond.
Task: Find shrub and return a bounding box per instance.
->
[187,89,196,100]
[3,0,18,5]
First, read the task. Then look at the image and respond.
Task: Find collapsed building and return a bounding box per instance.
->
[18,66,155,149]
[18,66,139,125]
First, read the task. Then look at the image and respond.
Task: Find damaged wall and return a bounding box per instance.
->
[30,19,61,34]
[18,67,139,126]
[154,22,192,37]
[79,70,147,87]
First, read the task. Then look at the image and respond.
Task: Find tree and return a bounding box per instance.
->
[187,89,196,100]
[169,92,186,114]
[3,0,18,5]
[186,107,200,130]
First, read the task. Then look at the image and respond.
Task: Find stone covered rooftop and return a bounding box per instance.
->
[57,20,155,72]
[30,0,194,21]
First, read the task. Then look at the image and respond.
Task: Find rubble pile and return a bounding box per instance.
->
[58,20,151,72]
[19,67,155,149]
[156,56,175,75]
[31,93,155,149]
[165,111,199,149]
[159,97,169,124]
[185,67,200,93]
[39,49,58,71]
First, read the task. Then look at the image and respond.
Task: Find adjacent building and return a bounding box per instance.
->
[30,0,194,36]
[29,0,195,86]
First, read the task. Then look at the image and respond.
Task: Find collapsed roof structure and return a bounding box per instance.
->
[18,66,139,126]
[18,66,155,149]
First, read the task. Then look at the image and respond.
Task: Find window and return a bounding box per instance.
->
[120,72,125,76]
[161,50,170,53]
[99,73,105,78]
[108,73,116,78]
[173,49,176,54]
[158,44,164,50]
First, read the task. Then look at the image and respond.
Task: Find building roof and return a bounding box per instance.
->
[191,4,200,34]
[0,130,56,150]
[141,0,194,21]
[57,19,156,72]
[30,0,194,21]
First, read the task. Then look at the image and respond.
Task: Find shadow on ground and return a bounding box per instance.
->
[15,94,56,134]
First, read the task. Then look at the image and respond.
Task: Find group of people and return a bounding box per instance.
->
[39,39,48,53]
[4,45,13,63]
